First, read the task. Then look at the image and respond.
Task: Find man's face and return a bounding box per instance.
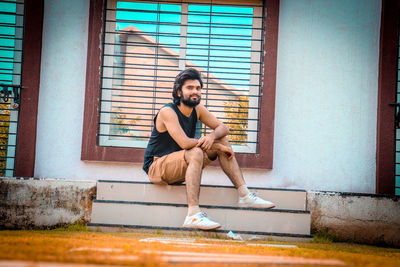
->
[179,79,202,107]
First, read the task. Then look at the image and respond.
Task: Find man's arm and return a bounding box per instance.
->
[157,105,232,158]
[157,107,198,150]
[196,104,229,151]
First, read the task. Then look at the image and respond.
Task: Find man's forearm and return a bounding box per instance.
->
[181,138,200,150]
[210,142,224,151]
[183,139,224,151]
[210,142,234,159]
[209,124,229,140]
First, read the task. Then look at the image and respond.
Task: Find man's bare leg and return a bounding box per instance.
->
[206,137,246,189]
[182,147,221,229]
[206,137,275,208]
[184,147,204,216]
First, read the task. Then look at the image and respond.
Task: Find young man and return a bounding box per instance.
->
[143,68,275,230]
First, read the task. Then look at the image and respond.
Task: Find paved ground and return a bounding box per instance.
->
[0,229,399,267]
[0,262,126,267]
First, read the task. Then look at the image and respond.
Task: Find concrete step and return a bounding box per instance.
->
[96,180,307,211]
[89,200,311,237]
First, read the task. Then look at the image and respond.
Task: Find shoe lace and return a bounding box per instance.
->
[198,212,207,218]
[248,192,258,199]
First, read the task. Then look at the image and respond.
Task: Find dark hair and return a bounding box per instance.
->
[172,68,203,105]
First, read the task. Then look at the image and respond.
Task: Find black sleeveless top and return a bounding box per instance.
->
[143,103,198,174]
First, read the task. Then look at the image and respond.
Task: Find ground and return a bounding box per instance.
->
[0,224,399,267]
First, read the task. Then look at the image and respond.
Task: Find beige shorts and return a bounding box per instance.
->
[148,150,214,185]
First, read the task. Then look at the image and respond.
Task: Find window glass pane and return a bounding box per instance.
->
[100,0,263,152]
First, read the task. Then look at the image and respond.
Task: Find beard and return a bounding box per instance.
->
[181,94,201,107]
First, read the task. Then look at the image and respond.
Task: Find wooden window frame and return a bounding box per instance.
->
[81,0,279,169]
[81,0,280,169]
[376,0,400,195]
[14,0,44,177]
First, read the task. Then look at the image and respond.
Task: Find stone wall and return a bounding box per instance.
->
[0,178,96,229]
[307,191,400,247]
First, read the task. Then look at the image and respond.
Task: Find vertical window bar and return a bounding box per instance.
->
[202,0,213,137]
[152,1,161,128]
[255,1,265,154]
[179,3,188,71]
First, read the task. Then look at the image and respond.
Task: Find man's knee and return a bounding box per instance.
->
[184,147,204,164]
[216,136,231,147]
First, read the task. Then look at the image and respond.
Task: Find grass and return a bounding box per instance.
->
[53,221,89,232]
[311,230,335,244]
[0,226,399,267]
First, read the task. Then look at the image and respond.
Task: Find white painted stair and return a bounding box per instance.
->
[88,180,312,240]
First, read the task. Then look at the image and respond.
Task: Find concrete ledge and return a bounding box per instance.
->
[0,178,96,229]
[307,191,400,247]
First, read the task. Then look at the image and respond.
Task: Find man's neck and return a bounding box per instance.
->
[177,103,193,117]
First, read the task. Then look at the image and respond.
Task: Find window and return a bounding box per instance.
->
[82,0,279,168]
[0,0,25,176]
[99,0,264,153]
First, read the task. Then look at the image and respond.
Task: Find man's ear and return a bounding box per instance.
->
[177,89,181,97]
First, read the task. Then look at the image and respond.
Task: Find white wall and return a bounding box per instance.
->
[35,0,381,193]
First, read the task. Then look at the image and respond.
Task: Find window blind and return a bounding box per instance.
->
[99,0,264,153]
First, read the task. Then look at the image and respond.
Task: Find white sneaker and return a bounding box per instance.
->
[182,212,221,230]
[238,192,276,209]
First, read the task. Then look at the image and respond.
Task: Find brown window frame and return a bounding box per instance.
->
[376,0,400,195]
[81,0,280,169]
[15,0,44,177]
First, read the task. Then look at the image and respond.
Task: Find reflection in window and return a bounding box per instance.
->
[100,0,264,153]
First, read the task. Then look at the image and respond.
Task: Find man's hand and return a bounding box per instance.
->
[219,144,234,160]
[196,134,215,151]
